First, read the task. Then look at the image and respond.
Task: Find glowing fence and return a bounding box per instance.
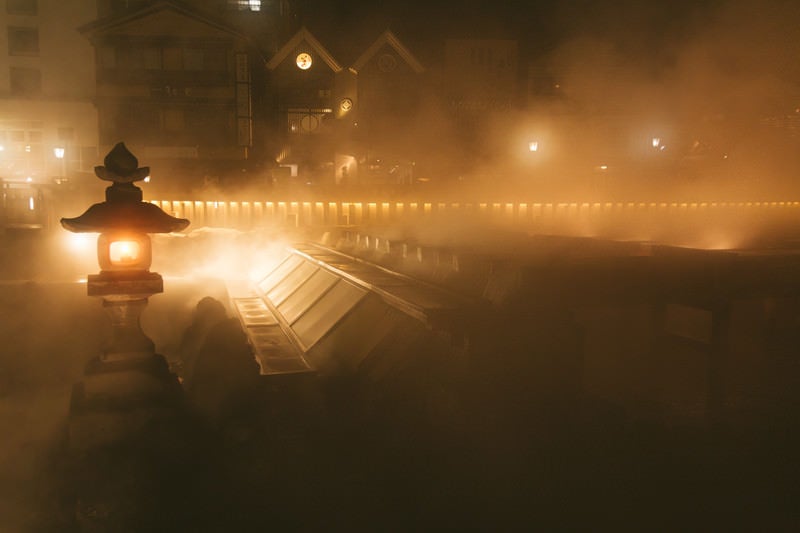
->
[148,199,800,232]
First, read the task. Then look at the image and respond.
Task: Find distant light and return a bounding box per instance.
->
[144,176,151,183]
[600,165,608,170]
[25,176,32,182]
[528,141,539,152]
[651,137,661,148]
[0,145,5,151]
[53,147,65,159]
[24,145,31,153]
[28,197,34,210]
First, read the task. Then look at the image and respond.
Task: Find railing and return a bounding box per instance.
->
[149,199,800,233]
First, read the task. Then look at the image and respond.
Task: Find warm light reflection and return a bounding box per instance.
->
[65,232,96,254]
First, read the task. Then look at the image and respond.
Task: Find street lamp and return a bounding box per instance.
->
[54,146,66,183]
[61,142,189,449]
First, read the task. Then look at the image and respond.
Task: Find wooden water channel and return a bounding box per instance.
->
[231,225,800,427]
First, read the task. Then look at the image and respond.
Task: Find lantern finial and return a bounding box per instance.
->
[95,142,150,183]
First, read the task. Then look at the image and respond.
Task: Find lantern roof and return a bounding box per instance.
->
[61,142,189,234]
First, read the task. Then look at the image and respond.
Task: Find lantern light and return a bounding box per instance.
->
[110,240,139,264]
[97,233,152,272]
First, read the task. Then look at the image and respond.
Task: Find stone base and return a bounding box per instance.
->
[68,353,185,451]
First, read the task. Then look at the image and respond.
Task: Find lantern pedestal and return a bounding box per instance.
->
[88,271,163,360]
[69,261,181,451]
[67,270,187,450]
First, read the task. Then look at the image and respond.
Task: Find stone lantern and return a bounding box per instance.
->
[61,142,189,449]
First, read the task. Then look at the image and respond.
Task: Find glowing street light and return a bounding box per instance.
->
[528,141,539,152]
[54,147,66,182]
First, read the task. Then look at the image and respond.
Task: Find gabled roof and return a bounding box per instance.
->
[266,27,342,73]
[79,0,246,40]
[351,30,424,74]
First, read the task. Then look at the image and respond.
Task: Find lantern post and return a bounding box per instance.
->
[61,142,189,448]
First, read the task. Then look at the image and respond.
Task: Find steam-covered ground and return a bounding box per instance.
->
[2,227,800,531]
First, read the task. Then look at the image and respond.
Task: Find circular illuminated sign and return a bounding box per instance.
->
[296,52,312,70]
[340,98,353,111]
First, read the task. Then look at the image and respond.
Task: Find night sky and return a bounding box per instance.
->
[294,0,717,51]
[293,0,800,83]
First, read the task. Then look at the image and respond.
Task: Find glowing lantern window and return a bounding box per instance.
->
[110,241,140,265]
[97,233,152,272]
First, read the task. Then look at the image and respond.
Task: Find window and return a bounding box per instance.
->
[9,67,41,96]
[57,128,74,141]
[6,0,37,15]
[162,47,181,70]
[144,48,161,69]
[205,49,226,72]
[183,49,203,71]
[117,47,144,69]
[162,109,184,131]
[99,46,116,68]
[109,0,147,12]
[227,0,261,11]
[8,27,39,56]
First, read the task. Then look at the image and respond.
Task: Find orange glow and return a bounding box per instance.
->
[109,240,140,264]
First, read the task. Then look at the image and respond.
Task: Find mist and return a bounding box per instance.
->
[370,0,800,205]
[4,1,800,530]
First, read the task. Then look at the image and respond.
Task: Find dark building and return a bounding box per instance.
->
[351,30,426,187]
[265,27,427,189]
[265,26,346,188]
[81,0,295,192]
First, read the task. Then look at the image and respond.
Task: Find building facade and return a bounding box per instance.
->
[266,27,427,189]
[79,0,301,193]
[0,0,98,183]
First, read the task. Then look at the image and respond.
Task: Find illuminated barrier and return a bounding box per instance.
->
[147,199,800,236]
